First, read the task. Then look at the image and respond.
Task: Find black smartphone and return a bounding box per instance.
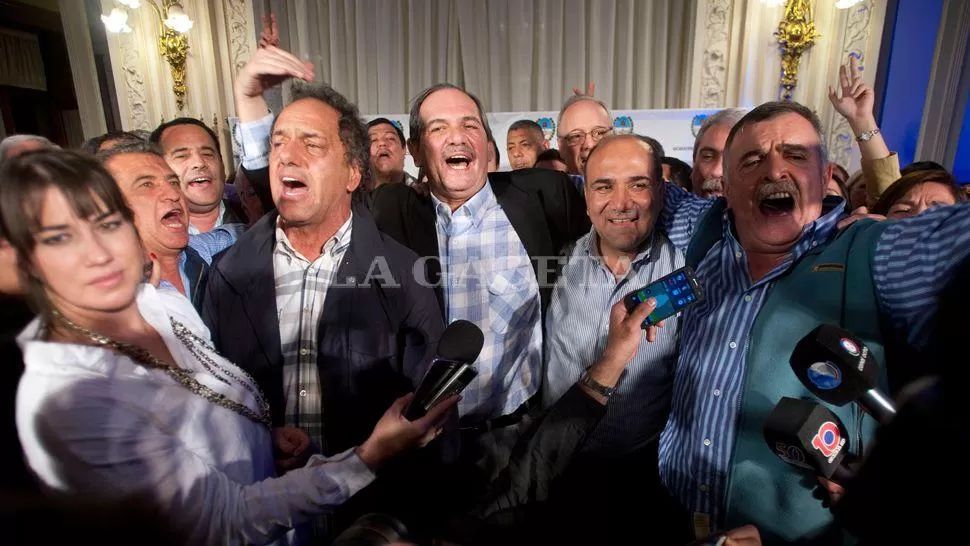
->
[405,358,477,420]
[622,266,704,328]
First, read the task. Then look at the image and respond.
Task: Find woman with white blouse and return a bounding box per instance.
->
[2,150,456,545]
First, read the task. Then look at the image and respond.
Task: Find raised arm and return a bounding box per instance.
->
[828,56,900,207]
[874,202,970,349]
[658,180,715,252]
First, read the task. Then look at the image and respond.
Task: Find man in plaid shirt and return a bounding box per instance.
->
[202,47,451,541]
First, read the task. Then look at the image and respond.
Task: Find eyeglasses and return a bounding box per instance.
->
[562,126,612,147]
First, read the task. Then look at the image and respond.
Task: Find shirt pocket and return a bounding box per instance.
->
[487,266,535,334]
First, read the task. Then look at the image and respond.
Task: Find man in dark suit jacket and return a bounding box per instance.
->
[369,83,590,481]
[202,47,451,540]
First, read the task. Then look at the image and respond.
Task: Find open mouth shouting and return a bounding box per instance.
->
[756,180,799,217]
[444,151,474,171]
[188,175,212,189]
[159,206,186,231]
[280,176,310,199]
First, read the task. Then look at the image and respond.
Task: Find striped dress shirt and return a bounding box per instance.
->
[656,181,970,532]
[543,228,683,456]
[432,183,543,422]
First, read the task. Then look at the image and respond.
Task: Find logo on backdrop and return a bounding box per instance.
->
[691,114,709,137]
[839,338,860,356]
[806,361,842,390]
[613,115,634,135]
[390,120,405,133]
[811,421,845,461]
[537,117,556,140]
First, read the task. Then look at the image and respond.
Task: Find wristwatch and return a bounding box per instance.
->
[580,369,617,399]
[855,128,880,142]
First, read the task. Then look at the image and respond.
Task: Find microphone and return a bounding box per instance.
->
[789,324,897,424]
[763,397,854,483]
[436,319,485,363]
[405,320,484,420]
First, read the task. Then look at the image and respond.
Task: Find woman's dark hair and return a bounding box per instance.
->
[871,169,964,216]
[0,150,135,319]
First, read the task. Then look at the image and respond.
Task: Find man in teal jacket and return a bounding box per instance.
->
[656,97,970,544]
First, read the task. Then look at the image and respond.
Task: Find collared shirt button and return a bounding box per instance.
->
[704,438,712,446]
[735,251,742,259]
[729,341,737,349]
[713,388,721,396]
[299,389,307,397]
[699,484,708,492]
[744,294,752,302]
[299,348,308,356]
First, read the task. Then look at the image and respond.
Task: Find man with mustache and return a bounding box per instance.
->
[690,108,745,199]
[150,118,246,234]
[505,119,548,170]
[655,76,970,542]
[99,141,237,311]
[541,134,685,542]
[370,83,590,484]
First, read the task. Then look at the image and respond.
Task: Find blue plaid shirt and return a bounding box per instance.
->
[657,181,970,532]
[432,183,542,422]
[161,225,240,295]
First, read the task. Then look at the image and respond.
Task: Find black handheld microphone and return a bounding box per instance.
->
[764,397,854,483]
[789,324,897,424]
[404,320,484,420]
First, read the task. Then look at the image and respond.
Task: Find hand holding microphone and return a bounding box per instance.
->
[789,325,896,424]
[405,320,484,421]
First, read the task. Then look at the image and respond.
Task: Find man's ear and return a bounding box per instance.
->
[407,140,423,169]
[346,162,361,193]
[541,139,550,151]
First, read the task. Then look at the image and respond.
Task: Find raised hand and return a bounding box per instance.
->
[828,56,875,129]
[235,46,313,100]
[258,14,280,49]
[571,81,596,97]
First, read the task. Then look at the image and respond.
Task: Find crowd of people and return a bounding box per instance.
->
[0,16,966,546]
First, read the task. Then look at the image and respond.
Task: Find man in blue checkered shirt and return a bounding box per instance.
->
[370,84,591,480]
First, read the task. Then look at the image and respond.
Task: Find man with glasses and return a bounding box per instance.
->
[557,95,614,179]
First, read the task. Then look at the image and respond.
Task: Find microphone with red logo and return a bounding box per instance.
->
[789,324,897,425]
[763,396,854,483]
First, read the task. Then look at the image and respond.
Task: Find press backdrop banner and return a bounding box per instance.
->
[230,108,723,175]
[361,108,722,176]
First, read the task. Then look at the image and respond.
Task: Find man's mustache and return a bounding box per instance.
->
[754,178,800,201]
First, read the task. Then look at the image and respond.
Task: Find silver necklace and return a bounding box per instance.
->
[51,310,272,430]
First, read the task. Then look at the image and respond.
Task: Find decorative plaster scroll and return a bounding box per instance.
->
[119,32,150,131]
[226,0,253,76]
[828,0,873,170]
[700,0,732,108]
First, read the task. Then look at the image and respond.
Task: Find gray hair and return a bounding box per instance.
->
[94,140,165,164]
[692,108,746,160]
[0,134,59,161]
[286,81,372,194]
[407,83,494,146]
[556,95,611,139]
[723,101,828,173]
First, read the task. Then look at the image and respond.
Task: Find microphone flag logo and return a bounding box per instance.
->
[811,421,845,462]
[839,337,860,356]
[806,361,842,390]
